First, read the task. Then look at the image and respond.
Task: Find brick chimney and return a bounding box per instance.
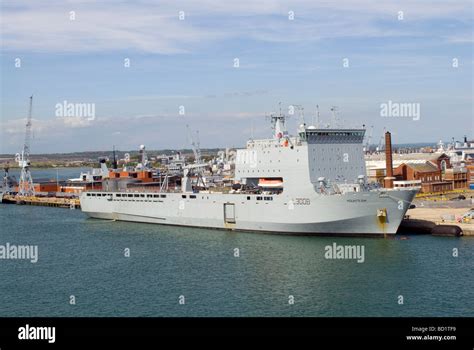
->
[384,131,395,188]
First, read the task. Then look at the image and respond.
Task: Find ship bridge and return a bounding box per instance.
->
[235,127,367,193]
[303,128,366,186]
[299,129,365,144]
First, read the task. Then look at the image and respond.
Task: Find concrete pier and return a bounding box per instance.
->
[2,194,81,209]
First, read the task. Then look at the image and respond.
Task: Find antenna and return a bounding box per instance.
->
[330,106,338,127]
[250,118,254,140]
[316,104,320,128]
[292,104,305,125]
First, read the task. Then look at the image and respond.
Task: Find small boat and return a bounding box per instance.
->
[258,178,283,188]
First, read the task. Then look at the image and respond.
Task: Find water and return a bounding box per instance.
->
[1,169,473,317]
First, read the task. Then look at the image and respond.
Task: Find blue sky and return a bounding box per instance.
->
[1,0,472,153]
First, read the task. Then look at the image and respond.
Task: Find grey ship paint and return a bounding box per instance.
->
[80,114,418,235]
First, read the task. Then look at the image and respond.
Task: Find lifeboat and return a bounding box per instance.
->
[258,178,283,188]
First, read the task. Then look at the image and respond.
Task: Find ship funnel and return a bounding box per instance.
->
[383,131,395,189]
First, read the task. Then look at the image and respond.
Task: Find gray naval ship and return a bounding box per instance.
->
[80,112,419,236]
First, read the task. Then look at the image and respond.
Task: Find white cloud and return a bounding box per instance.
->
[2,3,223,53]
[1,0,471,53]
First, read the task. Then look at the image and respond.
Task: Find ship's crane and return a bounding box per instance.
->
[16,96,35,197]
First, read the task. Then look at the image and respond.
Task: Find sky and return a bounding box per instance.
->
[0,0,473,153]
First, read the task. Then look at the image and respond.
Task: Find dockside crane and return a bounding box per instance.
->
[186,124,202,165]
[185,125,206,189]
[16,96,35,197]
[2,162,14,194]
[363,125,374,153]
[376,127,386,153]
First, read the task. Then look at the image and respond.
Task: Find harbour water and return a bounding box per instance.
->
[1,168,473,317]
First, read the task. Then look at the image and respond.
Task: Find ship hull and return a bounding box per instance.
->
[80,189,418,236]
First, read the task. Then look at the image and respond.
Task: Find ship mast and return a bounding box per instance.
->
[269,106,289,141]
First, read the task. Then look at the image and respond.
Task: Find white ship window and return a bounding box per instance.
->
[247,196,251,200]
[160,194,166,198]
[128,194,133,198]
[86,193,91,197]
[182,195,187,198]
[91,193,96,197]
[190,195,196,199]
[257,196,262,200]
